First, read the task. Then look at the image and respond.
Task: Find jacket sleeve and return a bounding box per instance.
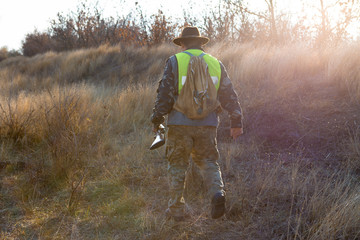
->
[151,56,177,126]
[218,61,243,128]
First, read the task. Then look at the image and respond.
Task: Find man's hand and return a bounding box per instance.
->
[230,128,243,140]
[152,124,159,133]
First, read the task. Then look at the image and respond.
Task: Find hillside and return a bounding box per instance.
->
[0,43,359,239]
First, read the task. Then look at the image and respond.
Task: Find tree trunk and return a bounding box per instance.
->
[266,0,278,43]
[320,0,327,43]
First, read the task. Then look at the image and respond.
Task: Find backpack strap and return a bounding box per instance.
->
[184,51,207,58]
[183,51,194,57]
[199,52,206,58]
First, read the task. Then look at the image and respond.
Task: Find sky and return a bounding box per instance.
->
[0,0,358,51]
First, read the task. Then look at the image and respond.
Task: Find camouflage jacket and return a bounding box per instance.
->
[151,50,243,128]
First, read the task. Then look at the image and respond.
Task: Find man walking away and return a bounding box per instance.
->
[151,26,243,221]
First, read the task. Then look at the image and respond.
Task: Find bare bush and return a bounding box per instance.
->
[22,30,54,57]
[0,95,35,143]
[22,3,148,55]
[0,47,8,62]
[148,10,177,46]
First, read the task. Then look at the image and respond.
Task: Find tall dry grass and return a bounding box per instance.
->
[220,148,360,239]
[216,43,327,106]
[328,42,360,102]
[1,42,359,239]
[0,44,174,95]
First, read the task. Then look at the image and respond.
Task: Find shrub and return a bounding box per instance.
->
[22,30,53,57]
[0,47,8,61]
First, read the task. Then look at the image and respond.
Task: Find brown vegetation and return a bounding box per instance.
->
[19,0,360,57]
[0,47,21,62]
[0,42,359,239]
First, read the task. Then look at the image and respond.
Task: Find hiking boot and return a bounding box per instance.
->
[211,192,226,219]
[165,208,186,222]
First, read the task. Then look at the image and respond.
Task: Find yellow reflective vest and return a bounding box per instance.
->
[175,49,221,93]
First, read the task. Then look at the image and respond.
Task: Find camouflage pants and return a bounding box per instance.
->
[166,125,224,216]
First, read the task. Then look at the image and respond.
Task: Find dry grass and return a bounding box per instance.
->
[328,42,360,102]
[342,126,360,172]
[0,44,174,94]
[0,42,359,239]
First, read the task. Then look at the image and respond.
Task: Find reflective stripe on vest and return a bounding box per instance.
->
[175,49,221,93]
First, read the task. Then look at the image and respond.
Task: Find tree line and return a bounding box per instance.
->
[4,0,360,57]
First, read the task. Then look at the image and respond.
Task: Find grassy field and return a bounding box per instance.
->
[0,43,359,239]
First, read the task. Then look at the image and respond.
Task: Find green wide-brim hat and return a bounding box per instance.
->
[173,26,210,46]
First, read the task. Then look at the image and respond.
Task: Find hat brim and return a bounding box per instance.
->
[173,36,210,46]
